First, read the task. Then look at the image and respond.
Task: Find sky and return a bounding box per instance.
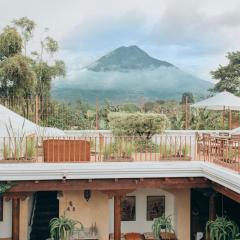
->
[1,0,240,80]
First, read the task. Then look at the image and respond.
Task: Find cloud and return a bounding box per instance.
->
[1,0,240,80]
[61,11,149,53]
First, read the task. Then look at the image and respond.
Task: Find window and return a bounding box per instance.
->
[121,196,136,221]
[0,196,3,221]
[147,196,165,221]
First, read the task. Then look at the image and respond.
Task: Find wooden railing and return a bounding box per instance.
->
[1,132,240,173]
[0,135,194,163]
[196,133,240,172]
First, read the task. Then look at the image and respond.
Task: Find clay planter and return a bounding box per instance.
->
[43,139,90,162]
[160,232,176,240]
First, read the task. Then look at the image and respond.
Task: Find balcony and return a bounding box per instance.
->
[0,130,240,173]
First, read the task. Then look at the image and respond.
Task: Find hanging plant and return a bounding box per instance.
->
[0,183,13,195]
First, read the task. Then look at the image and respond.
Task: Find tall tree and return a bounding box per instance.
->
[32,34,65,99]
[0,55,36,97]
[0,27,36,97]
[181,92,194,104]
[0,18,66,99]
[0,27,22,59]
[13,17,36,56]
[211,51,240,95]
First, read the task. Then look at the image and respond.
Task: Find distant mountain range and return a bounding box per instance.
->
[52,45,213,103]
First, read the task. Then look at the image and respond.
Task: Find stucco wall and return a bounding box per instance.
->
[170,189,191,240]
[59,191,109,240]
[109,188,175,234]
[0,199,12,239]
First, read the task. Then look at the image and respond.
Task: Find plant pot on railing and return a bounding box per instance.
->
[43,139,90,162]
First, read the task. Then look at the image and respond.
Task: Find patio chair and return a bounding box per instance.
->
[197,133,219,159]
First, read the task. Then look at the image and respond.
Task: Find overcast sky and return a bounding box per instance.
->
[1,0,240,80]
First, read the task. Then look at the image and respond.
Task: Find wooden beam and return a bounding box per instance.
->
[212,183,240,203]
[101,189,135,198]
[8,178,210,193]
[114,195,121,240]
[4,192,31,201]
[209,193,216,220]
[12,198,20,240]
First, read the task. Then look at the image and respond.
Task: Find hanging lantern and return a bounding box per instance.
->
[84,190,91,202]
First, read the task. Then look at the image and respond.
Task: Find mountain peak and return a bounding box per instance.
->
[87,45,175,72]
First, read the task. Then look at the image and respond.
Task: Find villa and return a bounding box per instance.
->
[0,103,240,240]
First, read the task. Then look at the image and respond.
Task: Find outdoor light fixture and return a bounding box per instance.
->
[84,190,91,202]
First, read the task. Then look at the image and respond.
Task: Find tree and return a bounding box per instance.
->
[181,92,194,104]
[0,55,36,97]
[211,52,240,95]
[0,27,22,59]
[13,17,36,56]
[0,18,66,99]
[108,112,170,140]
[32,33,66,99]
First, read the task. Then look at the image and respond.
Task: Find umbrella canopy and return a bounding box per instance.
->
[191,91,240,111]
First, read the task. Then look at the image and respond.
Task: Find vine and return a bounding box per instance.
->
[0,183,13,195]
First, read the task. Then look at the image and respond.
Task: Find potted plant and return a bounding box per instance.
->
[206,216,240,240]
[49,216,83,240]
[152,215,175,240]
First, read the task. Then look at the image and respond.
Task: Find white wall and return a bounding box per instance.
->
[0,199,12,238]
[109,189,175,234]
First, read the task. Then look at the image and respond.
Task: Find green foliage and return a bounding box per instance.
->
[212,51,240,95]
[25,138,36,159]
[206,216,240,240]
[40,100,94,130]
[108,112,170,140]
[13,17,35,55]
[0,17,65,99]
[49,216,83,240]
[0,54,36,97]
[119,103,140,113]
[103,139,134,160]
[0,27,22,58]
[152,215,174,239]
[181,92,194,104]
[0,183,13,195]
[44,36,59,57]
[190,109,223,130]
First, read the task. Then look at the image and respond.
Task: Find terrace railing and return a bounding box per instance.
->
[196,133,240,172]
[1,132,240,173]
[0,134,194,163]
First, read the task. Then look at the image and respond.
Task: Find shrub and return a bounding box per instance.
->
[108,112,170,140]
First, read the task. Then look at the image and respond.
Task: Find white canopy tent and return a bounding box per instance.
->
[191,91,240,111]
[191,91,240,129]
[0,104,65,138]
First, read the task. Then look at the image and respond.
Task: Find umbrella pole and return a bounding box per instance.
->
[222,107,225,129]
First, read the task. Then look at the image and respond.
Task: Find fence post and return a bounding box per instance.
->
[35,96,39,125]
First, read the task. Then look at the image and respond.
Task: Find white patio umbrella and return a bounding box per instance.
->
[191,91,240,129]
